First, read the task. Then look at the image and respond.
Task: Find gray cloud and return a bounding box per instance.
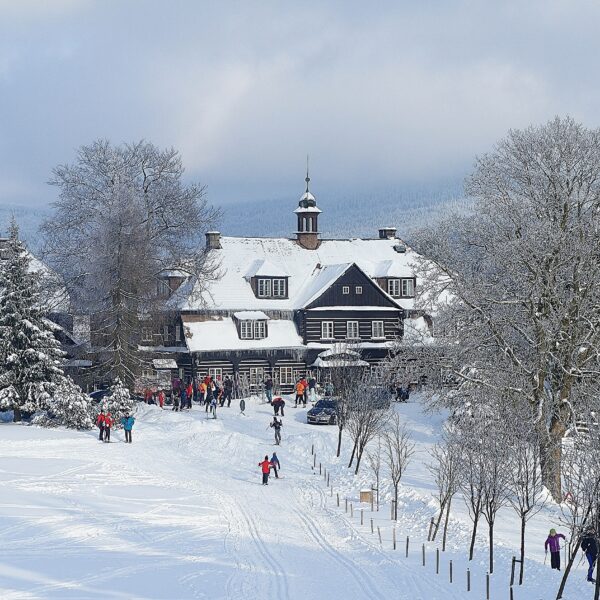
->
[0,0,599,208]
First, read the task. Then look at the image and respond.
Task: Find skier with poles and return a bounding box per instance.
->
[581,527,598,583]
[270,452,281,479]
[258,455,271,485]
[270,416,283,445]
[545,528,567,571]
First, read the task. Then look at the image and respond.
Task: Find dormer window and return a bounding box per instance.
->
[387,278,415,298]
[234,311,269,340]
[240,320,267,340]
[255,277,288,299]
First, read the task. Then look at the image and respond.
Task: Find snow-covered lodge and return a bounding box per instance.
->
[142,173,426,392]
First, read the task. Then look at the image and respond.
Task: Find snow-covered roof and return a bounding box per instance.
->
[244,259,288,278]
[233,311,269,321]
[182,316,304,353]
[175,236,418,312]
[371,259,411,278]
[294,206,322,214]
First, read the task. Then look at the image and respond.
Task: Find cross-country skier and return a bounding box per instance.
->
[270,416,283,445]
[259,455,271,485]
[103,412,114,443]
[545,529,566,570]
[581,527,598,583]
[121,413,135,443]
[270,452,280,479]
[96,410,106,441]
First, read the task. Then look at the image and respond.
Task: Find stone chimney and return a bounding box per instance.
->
[205,231,221,250]
[378,227,397,239]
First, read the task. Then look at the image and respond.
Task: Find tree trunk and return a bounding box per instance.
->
[347,439,357,468]
[442,497,452,552]
[519,514,526,585]
[431,502,445,542]
[489,521,494,574]
[540,433,563,502]
[336,426,343,457]
[13,407,22,423]
[469,513,480,561]
[354,444,365,475]
[594,566,600,600]
[394,485,399,520]
[556,543,579,599]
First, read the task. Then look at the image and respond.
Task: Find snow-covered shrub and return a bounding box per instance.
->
[101,378,135,427]
[46,378,94,430]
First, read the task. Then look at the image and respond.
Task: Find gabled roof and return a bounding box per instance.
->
[244,259,288,278]
[174,236,418,312]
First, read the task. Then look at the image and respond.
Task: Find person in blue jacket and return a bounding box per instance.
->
[121,413,135,443]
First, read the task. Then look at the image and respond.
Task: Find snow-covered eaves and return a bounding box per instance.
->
[306,306,402,312]
[182,316,304,353]
[233,311,269,321]
[311,357,370,368]
[294,206,322,214]
[152,358,178,369]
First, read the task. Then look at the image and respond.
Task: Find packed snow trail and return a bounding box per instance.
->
[0,398,594,599]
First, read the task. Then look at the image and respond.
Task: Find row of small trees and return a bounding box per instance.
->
[0,223,134,428]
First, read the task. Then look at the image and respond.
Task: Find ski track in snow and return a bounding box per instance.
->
[0,399,594,599]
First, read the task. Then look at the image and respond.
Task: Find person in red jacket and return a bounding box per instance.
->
[103,412,114,443]
[157,389,165,409]
[96,411,106,441]
[258,455,272,485]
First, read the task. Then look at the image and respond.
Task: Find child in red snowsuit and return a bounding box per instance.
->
[258,456,271,485]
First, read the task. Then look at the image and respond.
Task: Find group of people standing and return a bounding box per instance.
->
[96,411,135,443]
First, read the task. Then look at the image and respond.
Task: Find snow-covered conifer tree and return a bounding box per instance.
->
[101,377,135,426]
[0,222,66,422]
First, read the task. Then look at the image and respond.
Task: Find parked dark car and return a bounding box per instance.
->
[307,399,337,425]
[89,389,111,403]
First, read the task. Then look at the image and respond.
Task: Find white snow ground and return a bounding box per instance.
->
[0,397,595,600]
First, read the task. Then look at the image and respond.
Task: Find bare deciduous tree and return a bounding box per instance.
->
[42,140,221,387]
[367,437,382,511]
[383,412,414,520]
[428,429,461,551]
[411,116,600,501]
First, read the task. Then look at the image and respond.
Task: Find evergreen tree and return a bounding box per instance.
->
[0,222,66,421]
[101,377,135,426]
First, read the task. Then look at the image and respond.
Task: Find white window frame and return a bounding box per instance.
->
[279,366,294,385]
[387,279,401,297]
[355,286,363,295]
[240,320,253,339]
[401,278,415,297]
[254,320,267,339]
[257,278,272,297]
[342,285,350,295]
[141,368,155,379]
[141,327,153,342]
[249,367,264,385]
[208,367,222,380]
[272,278,286,298]
[347,321,359,339]
[321,321,334,340]
[372,320,385,339]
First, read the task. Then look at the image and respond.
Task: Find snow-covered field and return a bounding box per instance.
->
[0,397,594,599]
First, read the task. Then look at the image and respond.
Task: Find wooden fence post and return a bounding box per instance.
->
[467,568,470,592]
[370,518,374,534]
[422,543,425,566]
[377,526,382,545]
[345,498,348,513]
[319,463,322,475]
[311,443,314,455]
[405,536,409,557]
[436,548,439,574]
[393,527,396,550]
[350,503,353,518]
[313,454,316,468]
[449,560,453,583]
[336,493,339,507]
[486,572,490,600]
[360,509,364,526]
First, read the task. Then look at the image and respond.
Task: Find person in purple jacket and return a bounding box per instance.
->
[545,528,566,570]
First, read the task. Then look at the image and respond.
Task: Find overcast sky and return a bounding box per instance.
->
[1,0,599,208]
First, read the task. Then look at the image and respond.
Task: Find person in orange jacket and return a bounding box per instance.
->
[258,455,272,485]
[157,389,165,409]
[295,380,305,407]
[103,412,114,443]
[186,382,193,409]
